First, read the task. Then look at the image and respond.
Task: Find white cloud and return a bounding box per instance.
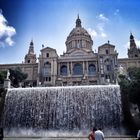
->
[0,11,16,47]
[124,42,129,49]
[136,39,140,47]
[87,28,97,38]
[5,37,14,46]
[98,14,109,22]
[87,26,107,39]
[87,13,109,39]
[97,23,107,38]
[95,13,109,38]
[97,23,104,31]
[101,32,107,38]
[114,9,120,16]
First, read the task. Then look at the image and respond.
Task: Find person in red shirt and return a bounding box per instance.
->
[88,127,97,140]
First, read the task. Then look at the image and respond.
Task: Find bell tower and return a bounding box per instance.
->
[128,33,140,58]
[24,40,37,64]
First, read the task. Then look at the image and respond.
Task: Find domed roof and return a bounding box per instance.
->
[69,27,91,37]
[65,15,93,53]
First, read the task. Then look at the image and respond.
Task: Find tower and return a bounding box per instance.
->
[128,33,140,58]
[24,40,37,64]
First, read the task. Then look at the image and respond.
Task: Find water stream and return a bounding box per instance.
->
[3,85,122,137]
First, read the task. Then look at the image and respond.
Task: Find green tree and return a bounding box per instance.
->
[0,71,6,84]
[127,67,140,113]
[119,67,140,113]
[0,68,28,87]
[119,67,140,133]
[9,67,28,87]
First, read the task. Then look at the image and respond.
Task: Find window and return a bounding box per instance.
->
[49,77,51,81]
[106,65,111,71]
[88,64,96,75]
[45,77,51,81]
[105,75,110,79]
[60,65,67,76]
[44,62,51,76]
[28,60,30,63]
[44,61,51,68]
[105,58,109,63]
[106,49,109,54]
[44,68,51,75]
[46,53,49,57]
[73,63,83,75]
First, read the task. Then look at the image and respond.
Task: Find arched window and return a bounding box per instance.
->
[60,65,67,76]
[88,64,96,75]
[104,59,111,71]
[43,61,51,76]
[44,61,51,68]
[73,63,83,75]
[104,58,109,63]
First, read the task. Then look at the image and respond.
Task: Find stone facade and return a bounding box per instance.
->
[0,16,140,87]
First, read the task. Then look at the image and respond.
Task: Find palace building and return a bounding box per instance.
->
[0,16,140,87]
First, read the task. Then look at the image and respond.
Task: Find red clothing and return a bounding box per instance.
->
[88,131,95,140]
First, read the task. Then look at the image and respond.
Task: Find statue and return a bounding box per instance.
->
[4,69,11,89]
[115,65,127,84]
[118,65,126,76]
[6,69,10,80]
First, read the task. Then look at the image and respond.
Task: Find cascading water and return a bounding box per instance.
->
[3,85,122,137]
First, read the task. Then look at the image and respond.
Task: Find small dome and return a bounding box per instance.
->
[130,33,134,40]
[30,40,34,45]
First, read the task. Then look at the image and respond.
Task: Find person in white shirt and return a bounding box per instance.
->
[95,128,104,140]
[137,129,140,140]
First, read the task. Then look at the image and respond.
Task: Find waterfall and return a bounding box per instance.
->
[3,85,122,137]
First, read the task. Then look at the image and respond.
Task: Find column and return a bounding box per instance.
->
[83,61,85,75]
[67,62,70,76]
[71,62,73,75]
[86,61,88,75]
[58,62,60,75]
[52,59,55,85]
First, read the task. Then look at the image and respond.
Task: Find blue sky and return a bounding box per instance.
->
[0,0,140,63]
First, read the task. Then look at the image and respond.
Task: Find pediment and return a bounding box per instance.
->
[99,43,115,49]
[68,49,92,57]
[41,47,56,52]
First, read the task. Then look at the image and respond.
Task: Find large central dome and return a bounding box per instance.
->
[65,15,93,53]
